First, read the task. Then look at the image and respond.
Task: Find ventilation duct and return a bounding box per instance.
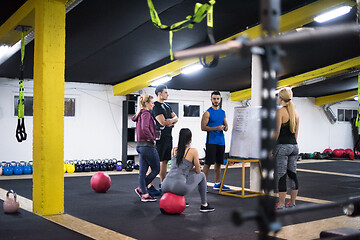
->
[240,99,251,107]
[323,104,337,124]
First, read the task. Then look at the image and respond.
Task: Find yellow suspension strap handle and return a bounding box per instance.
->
[147,0,215,60]
[16,29,27,142]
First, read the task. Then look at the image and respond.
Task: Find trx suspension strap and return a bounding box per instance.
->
[147,0,216,62]
[200,2,218,68]
[16,29,27,142]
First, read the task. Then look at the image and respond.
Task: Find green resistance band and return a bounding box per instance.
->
[16,31,27,142]
[356,73,360,134]
[147,0,215,60]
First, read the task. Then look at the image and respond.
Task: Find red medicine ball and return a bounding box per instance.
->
[160,192,186,214]
[323,148,332,154]
[333,149,345,158]
[91,172,111,193]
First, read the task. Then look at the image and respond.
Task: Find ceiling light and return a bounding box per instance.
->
[0,0,83,67]
[150,75,172,86]
[0,44,17,65]
[301,76,326,85]
[180,63,203,75]
[314,6,352,23]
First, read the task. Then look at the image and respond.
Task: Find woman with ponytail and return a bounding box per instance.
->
[161,128,215,212]
[132,94,160,202]
[272,88,300,209]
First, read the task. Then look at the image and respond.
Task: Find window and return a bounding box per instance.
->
[337,108,357,122]
[64,98,76,117]
[14,96,33,116]
[167,102,179,117]
[14,96,76,117]
[183,105,200,117]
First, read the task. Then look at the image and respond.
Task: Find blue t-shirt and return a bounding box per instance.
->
[206,107,225,145]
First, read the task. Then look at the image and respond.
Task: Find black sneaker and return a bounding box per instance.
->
[141,194,157,202]
[147,186,161,196]
[200,204,215,212]
[186,202,189,207]
[134,187,142,199]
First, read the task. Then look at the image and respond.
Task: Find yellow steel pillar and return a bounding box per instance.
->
[33,0,67,215]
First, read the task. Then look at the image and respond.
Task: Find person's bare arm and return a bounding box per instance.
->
[167,112,178,126]
[295,114,300,140]
[155,114,173,127]
[223,112,228,132]
[171,147,177,158]
[201,111,224,132]
[191,149,201,174]
[272,109,282,141]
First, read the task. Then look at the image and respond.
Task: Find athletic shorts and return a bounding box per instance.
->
[205,143,225,165]
[156,135,172,162]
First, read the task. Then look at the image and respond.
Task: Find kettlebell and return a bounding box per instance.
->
[83,161,91,172]
[64,160,68,173]
[14,163,23,175]
[3,163,13,176]
[125,160,134,172]
[66,161,75,173]
[91,160,100,171]
[116,160,123,171]
[23,163,32,175]
[105,159,112,171]
[75,160,84,172]
[19,161,26,172]
[3,190,19,214]
[10,161,17,171]
[99,160,107,171]
[28,161,33,173]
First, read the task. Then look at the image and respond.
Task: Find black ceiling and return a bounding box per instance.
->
[0,0,359,98]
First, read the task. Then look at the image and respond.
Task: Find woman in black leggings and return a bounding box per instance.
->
[273,88,300,209]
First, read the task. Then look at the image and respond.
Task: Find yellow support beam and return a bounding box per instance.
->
[0,0,35,46]
[113,58,196,96]
[33,0,67,215]
[114,0,354,96]
[315,90,358,105]
[231,56,360,101]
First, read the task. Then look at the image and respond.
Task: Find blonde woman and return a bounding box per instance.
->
[272,88,300,209]
[132,94,160,202]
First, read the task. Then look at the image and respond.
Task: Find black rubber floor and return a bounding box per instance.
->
[0,160,359,240]
[0,205,92,240]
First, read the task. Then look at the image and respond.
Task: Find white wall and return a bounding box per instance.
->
[0,78,125,162]
[140,87,242,158]
[293,97,358,153]
[1,77,358,162]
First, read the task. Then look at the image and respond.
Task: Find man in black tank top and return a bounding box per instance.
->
[151,85,178,193]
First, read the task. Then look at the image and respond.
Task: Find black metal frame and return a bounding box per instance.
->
[174,1,360,239]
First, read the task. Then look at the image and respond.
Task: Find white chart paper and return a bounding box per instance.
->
[229,107,261,158]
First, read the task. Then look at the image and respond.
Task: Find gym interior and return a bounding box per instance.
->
[1,0,360,239]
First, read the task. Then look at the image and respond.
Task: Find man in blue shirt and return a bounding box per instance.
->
[201,91,230,191]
